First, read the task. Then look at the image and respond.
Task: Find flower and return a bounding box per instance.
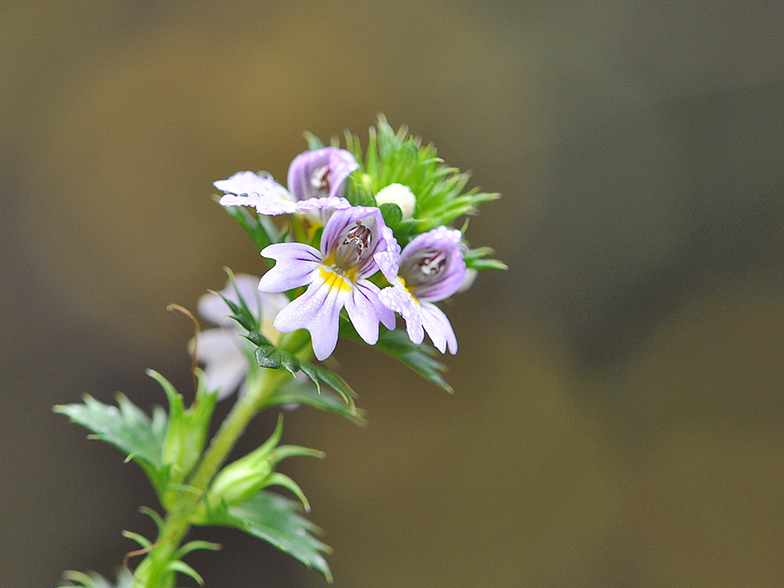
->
[215,147,359,217]
[194,274,289,399]
[258,206,399,360]
[378,226,466,354]
[374,183,417,220]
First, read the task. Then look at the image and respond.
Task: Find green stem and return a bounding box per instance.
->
[133,366,290,588]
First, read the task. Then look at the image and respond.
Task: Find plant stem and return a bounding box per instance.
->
[133,366,289,587]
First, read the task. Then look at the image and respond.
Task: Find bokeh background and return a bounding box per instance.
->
[3,2,784,587]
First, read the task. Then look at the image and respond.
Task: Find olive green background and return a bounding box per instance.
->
[3,2,784,587]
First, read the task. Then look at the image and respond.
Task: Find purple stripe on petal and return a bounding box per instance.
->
[273,272,350,360]
[287,148,359,202]
[398,226,465,302]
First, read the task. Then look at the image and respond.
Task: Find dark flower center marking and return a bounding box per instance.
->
[342,221,373,255]
[310,165,331,196]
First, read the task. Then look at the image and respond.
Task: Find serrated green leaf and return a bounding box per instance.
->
[149,370,218,489]
[55,394,165,470]
[467,257,508,271]
[339,321,453,392]
[462,245,507,272]
[255,344,301,374]
[298,362,357,405]
[303,131,325,151]
[201,491,332,582]
[266,378,366,425]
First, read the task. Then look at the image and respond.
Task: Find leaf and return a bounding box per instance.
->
[58,569,135,588]
[378,202,403,229]
[200,491,332,582]
[55,395,165,470]
[255,344,300,374]
[298,362,357,405]
[150,369,218,487]
[266,378,366,425]
[462,245,507,272]
[166,560,204,585]
[339,321,453,392]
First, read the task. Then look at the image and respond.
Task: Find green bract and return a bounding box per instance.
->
[202,415,323,512]
[342,114,500,242]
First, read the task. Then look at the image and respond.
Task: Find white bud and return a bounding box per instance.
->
[375,183,417,220]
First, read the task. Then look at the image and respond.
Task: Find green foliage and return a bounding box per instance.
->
[462,244,508,272]
[266,378,367,425]
[58,569,135,588]
[201,491,332,582]
[343,114,500,243]
[54,393,170,493]
[154,369,218,489]
[204,415,322,511]
[54,371,220,504]
[339,319,453,393]
[220,198,280,253]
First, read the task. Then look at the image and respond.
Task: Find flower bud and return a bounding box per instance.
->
[375,183,416,220]
[206,415,323,509]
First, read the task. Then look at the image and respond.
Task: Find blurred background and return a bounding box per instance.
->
[3,1,784,586]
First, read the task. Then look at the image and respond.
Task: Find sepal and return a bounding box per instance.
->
[153,369,218,488]
[342,114,500,240]
[203,415,323,511]
[462,244,508,272]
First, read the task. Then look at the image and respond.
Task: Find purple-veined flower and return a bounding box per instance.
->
[258,206,399,360]
[194,274,289,399]
[214,147,358,218]
[378,226,466,354]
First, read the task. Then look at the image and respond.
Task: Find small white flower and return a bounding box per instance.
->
[375,183,417,220]
[193,274,289,399]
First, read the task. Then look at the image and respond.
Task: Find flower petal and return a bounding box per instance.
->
[198,274,263,327]
[321,206,399,279]
[258,243,322,293]
[215,171,296,215]
[273,268,351,360]
[292,196,352,214]
[194,329,251,399]
[344,280,394,345]
[378,281,424,345]
[399,226,465,302]
[419,302,458,354]
[286,147,359,201]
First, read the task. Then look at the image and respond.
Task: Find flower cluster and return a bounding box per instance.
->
[213,117,502,362]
